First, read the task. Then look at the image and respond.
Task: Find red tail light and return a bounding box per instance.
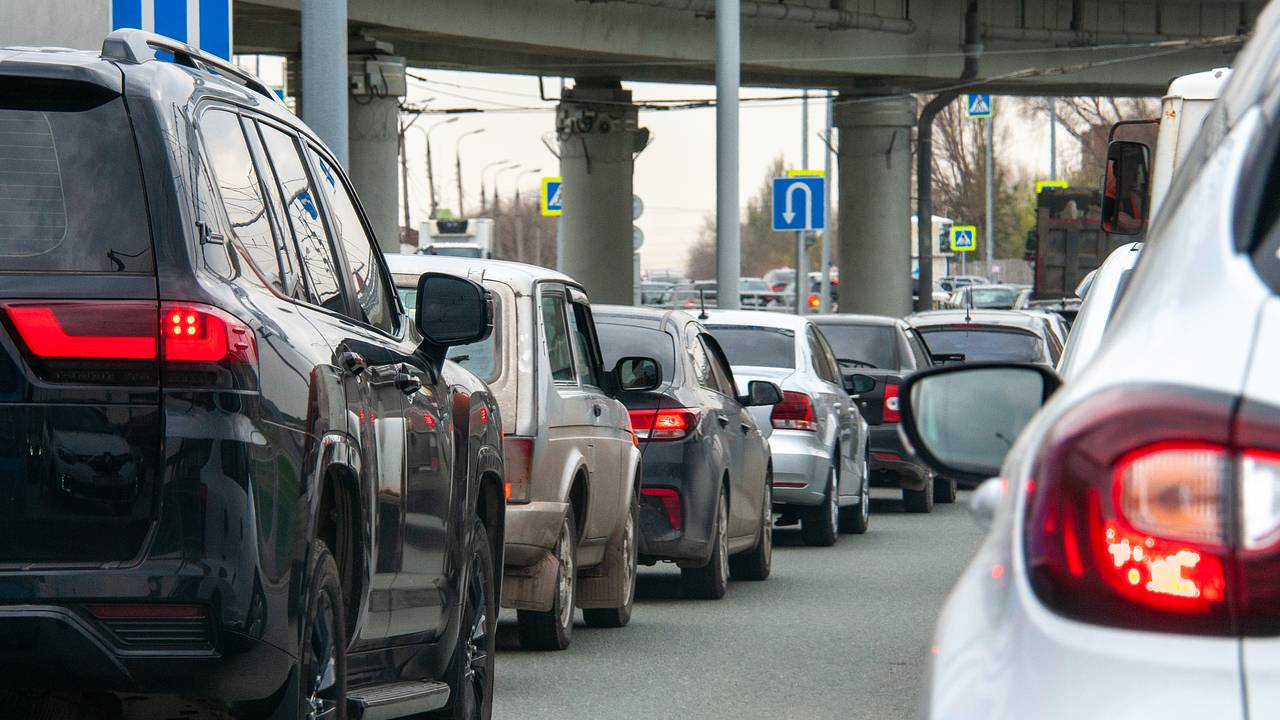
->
[642,487,682,530]
[807,293,820,309]
[4,302,156,359]
[771,391,817,431]
[629,408,699,441]
[1024,388,1280,636]
[503,436,534,503]
[882,383,901,423]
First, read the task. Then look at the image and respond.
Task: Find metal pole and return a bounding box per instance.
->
[557,78,567,272]
[796,89,809,316]
[399,124,410,247]
[715,0,741,310]
[494,164,521,214]
[985,115,994,268]
[301,0,348,167]
[821,90,833,314]
[1048,96,1057,180]
[455,129,485,218]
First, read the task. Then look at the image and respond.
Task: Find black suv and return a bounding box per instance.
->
[0,31,505,720]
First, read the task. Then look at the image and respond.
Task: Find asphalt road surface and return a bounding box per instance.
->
[493,488,986,720]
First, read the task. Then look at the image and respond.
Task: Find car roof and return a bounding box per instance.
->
[702,309,810,330]
[907,309,1046,333]
[593,304,699,330]
[809,313,901,328]
[384,254,578,290]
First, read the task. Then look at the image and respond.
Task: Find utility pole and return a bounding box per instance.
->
[821,90,833,314]
[985,116,994,268]
[796,89,809,316]
[715,0,741,310]
[1048,96,1058,180]
[494,164,521,214]
[455,128,485,218]
[421,117,458,218]
[480,160,510,214]
[399,122,411,247]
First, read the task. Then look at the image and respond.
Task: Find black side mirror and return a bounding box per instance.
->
[415,273,492,364]
[613,356,662,393]
[898,362,1061,485]
[931,352,966,365]
[843,373,876,395]
[1100,140,1152,235]
[740,380,783,407]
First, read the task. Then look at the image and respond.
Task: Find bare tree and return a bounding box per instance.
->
[491,194,559,268]
[1023,96,1159,185]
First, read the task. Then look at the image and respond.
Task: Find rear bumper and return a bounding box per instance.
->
[502,501,568,568]
[768,430,829,508]
[867,424,930,491]
[635,438,720,565]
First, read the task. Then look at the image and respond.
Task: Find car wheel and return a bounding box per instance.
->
[430,517,495,720]
[583,492,638,628]
[299,540,346,720]
[903,476,935,514]
[801,462,839,546]
[839,452,871,534]
[934,474,958,504]
[516,507,576,650]
[729,482,772,581]
[682,487,729,599]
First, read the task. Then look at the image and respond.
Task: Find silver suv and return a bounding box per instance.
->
[388,255,645,650]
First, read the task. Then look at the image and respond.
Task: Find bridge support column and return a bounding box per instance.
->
[348,50,406,254]
[300,0,347,167]
[557,79,648,304]
[835,95,916,317]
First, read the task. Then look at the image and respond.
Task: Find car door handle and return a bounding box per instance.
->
[740,422,751,434]
[395,368,421,395]
[338,351,366,376]
[717,414,729,428]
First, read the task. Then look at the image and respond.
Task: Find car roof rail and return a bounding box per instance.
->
[101,28,281,105]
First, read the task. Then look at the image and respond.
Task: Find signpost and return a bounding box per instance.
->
[951,225,976,275]
[540,177,563,217]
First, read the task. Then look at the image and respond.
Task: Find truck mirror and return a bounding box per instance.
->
[1100,141,1152,236]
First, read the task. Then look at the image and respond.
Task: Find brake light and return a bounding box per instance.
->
[807,293,820,309]
[629,408,699,441]
[159,302,257,390]
[642,487,682,530]
[503,436,534,503]
[883,383,901,423]
[771,391,817,431]
[1022,387,1280,635]
[3,301,157,360]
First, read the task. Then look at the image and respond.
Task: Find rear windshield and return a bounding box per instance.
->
[422,246,483,258]
[397,285,501,381]
[596,321,677,384]
[706,325,795,369]
[968,287,1020,309]
[0,84,152,273]
[919,327,1047,363]
[818,324,898,369]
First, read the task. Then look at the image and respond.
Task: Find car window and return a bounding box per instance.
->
[308,147,396,333]
[817,323,899,369]
[540,290,576,383]
[919,327,1049,363]
[700,334,737,397]
[200,108,290,294]
[707,326,796,369]
[567,300,602,388]
[906,329,932,368]
[255,123,345,311]
[240,119,305,301]
[813,330,842,384]
[806,327,837,382]
[687,325,714,390]
[596,321,677,385]
[397,283,502,381]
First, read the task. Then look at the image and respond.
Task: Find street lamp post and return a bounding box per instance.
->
[511,168,542,263]
[480,160,512,213]
[514,168,542,205]
[493,164,521,213]
[418,117,457,218]
[455,128,486,218]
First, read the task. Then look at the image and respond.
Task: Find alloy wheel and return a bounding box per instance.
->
[460,550,490,719]
[556,519,575,630]
[716,500,729,587]
[305,593,339,720]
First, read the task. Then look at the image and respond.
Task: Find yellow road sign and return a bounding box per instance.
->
[1036,180,1069,193]
[786,169,825,178]
[541,176,563,217]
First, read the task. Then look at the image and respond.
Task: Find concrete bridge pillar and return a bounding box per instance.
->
[835,94,916,318]
[557,78,648,304]
[347,50,406,255]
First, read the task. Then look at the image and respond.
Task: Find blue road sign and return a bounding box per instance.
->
[541,177,563,216]
[950,225,977,252]
[966,94,993,119]
[111,0,232,59]
[771,177,825,231]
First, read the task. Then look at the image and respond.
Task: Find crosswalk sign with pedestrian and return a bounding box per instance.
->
[541,177,563,217]
[950,225,977,252]
[966,94,992,119]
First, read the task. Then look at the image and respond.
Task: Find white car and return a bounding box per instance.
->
[703,311,872,541]
[900,4,1280,717]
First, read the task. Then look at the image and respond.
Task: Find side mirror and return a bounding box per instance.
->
[843,373,876,395]
[613,356,662,393]
[899,363,1060,485]
[741,380,783,407]
[930,352,966,365]
[415,273,492,361]
[1100,140,1152,236]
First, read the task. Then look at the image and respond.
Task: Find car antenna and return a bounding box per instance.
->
[698,288,709,321]
[965,286,973,323]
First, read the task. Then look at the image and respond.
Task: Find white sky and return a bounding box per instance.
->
[246,58,1058,274]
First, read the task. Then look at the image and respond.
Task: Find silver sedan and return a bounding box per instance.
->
[703,311,870,546]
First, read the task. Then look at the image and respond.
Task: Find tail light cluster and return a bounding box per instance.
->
[629,408,699,441]
[807,294,820,309]
[503,436,534,503]
[1024,388,1280,636]
[882,383,901,423]
[771,391,817,432]
[1,300,256,389]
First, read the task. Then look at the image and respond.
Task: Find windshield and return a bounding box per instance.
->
[920,327,1047,363]
[397,285,501,380]
[706,326,795,369]
[740,279,770,292]
[595,321,677,385]
[968,287,1020,309]
[817,324,898,369]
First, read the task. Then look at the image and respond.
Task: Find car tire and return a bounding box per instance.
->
[934,474,958,504]
[729,482,772,581]
[903,479,935,514]
[299,540,347,720]
[430,517,495,720]
[838,453,871,535]
[682,487,729,599]
[801,462,839,546]
[517,508,577,651]
[583,492,638,628]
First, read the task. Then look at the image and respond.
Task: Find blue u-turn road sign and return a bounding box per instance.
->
[772,177,825,231]
[111,0,232,59]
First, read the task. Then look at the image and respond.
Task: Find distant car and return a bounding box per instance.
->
[640,281,675,306]
[1056,242,1142,380]
[764,267,796,293]
[704,311,871,544]
[646,269,689,285]
[811,315,952,510]
[739,277,781,307]
[937,275,989,293]
[593,306,782,599]
[668,284,717,313]
[907,309,1062,368]
[389,255,648,651]
[947,284,1024,310]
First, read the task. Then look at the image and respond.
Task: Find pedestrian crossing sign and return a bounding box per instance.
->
[966,94,993,119]
[541,177,563,217]
[950,226,977,252]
